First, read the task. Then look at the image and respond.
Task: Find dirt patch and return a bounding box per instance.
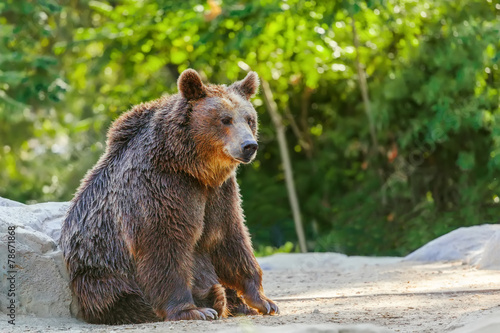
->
[2,256,499,332]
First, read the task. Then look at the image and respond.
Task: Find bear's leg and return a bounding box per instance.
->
[192,284,228,318]
[94,293,159,325]
[210,227,279,315]
[132,223,218,321]
[225,288,258,316]
[192,252,257,317]
[192,252,228,317]
[202,176,279,316]
[72,273,159,324]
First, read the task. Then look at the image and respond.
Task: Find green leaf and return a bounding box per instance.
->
[457,151,475,171]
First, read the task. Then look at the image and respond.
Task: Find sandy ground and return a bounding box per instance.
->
[2,254,500,333]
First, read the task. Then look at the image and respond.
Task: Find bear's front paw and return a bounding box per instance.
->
[245,295,279,315]
[168,307,219,321]
[228,303,259,316]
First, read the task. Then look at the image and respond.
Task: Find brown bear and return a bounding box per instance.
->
[59,69,279,324]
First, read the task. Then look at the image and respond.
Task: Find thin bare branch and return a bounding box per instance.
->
[351,15,378,153]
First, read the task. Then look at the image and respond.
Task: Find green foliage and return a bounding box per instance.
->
[254,241,297,257]
[0,0,499,256]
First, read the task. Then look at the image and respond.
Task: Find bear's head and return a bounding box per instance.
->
[177,69,260,185]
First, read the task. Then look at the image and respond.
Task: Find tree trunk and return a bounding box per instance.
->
[260,79,308,253]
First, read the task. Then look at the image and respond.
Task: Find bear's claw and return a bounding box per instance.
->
[169,307,219,321]
[245,295,279,315]
[269,300,279,315]
[262,298,279,315]
[203,308,218,320]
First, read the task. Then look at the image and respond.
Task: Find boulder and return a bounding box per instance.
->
[0,197,73,318]
[405,224,500,269]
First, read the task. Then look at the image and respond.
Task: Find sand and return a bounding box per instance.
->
[2,253,499,333]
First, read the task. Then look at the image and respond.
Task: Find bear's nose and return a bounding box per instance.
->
[241,140,258,154]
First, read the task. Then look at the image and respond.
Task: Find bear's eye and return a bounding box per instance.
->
[246,117,255,127]
[221,117,233,125]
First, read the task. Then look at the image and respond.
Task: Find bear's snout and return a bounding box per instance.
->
[241,140,258,159]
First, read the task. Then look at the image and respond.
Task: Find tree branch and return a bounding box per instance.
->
[351,15,378,154]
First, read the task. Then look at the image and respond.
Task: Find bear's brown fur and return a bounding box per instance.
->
[60,69,278,324]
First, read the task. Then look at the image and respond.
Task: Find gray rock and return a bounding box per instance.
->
[477,230,500,269]
[0,197,25,207]
[0,198,73,318]
[405,224,500,268]
[24,201,70,242]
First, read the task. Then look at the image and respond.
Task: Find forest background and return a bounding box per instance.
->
[1,0,499,256]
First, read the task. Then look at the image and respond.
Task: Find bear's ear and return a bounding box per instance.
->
[178,69,206,101]
[231,71,260,99]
